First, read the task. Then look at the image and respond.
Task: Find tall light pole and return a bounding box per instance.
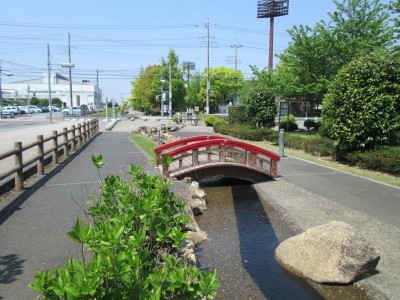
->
[168,63,172,119]
[257,0,289,69]
[206,21,210,114]
[160,79,165,116]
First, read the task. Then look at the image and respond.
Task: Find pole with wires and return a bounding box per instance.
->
[47,44,53,123]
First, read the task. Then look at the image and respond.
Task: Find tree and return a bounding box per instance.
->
[329,0,394,64]
[186,71,203,109]
[322,52,400,151]
[153,49,187,111]
[199,67,243,113]
[243,83,277,128]
[277,0,395,104]
[389,0,400,52]
[130,65,161,113]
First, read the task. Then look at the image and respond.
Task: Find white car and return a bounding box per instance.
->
[26,105,43,113]
[1,106,21,116]
[63,107,81,115]
[48,106,60,112]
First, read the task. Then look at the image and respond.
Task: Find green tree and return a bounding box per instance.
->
[389,0,400,52]
[153,50,187,111]
[322,52,400,151]
[199,67,243,113]
[243,83,277,128]
[186,71,203,109]
[277,0,395,104]
[130,65,161,113]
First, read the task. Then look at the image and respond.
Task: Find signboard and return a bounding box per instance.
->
[279,101,289,116]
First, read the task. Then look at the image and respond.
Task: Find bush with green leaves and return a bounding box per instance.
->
[322,52,400,151]
[30,155,220,299]
[243,83,277,128]
[279,114,298,131]
[212,118,226,127]
[345,146,400,175]
[228,105,248,125]
[304,119,319,131]
[172,113,183,123]
[204,116,219,127]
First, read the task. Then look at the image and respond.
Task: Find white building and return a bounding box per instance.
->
[2,72,101,108]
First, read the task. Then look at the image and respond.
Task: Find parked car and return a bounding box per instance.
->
[1,106,21,116]
[48,106,60,112]
[17,106,28,114]
[40,106,50,112]
[26,105,43,113]
[62,107,81,115]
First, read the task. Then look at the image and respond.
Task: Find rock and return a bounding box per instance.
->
[274,221,380,284]
[183,206,200,232]
[178,239,196,265]
[187,230,209,246]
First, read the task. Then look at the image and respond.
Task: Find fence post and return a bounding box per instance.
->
[82,122,87,144]
[52,130,58,164]
[71,125,76,152]
[37,135,44,175]
[14,142,23,191]
[63,128,68,157]
[77,123,82,147]
[193,149,199,166]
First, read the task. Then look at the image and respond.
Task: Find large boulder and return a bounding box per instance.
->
[275,221,380,284]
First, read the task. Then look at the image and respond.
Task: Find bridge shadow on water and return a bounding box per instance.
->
[195,178,323,300]
[230,181,323,300]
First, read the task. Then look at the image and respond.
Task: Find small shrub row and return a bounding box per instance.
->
[345,146,400,175]
[204,116,221,127]
[214,123,278,142]
[304,119,321,131]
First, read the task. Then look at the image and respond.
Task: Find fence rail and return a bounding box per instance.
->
[0,119,99,193]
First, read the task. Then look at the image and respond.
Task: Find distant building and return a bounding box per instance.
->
[2,72,101,107]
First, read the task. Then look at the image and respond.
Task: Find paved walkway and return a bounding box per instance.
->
[0,119,399,299]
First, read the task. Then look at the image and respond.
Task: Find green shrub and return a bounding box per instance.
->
[204,116,218,126]
[281,114,296,123]
[172,113,183,123]
[304,119,317,130]
[345,146,400,174]
[322,52,400,151]
[30,157,220,299]
[303,137,335,156]
[279,121,298,131]
[228,105,248,125]
[284,135,304,149]
[214,123,265,141]
[213,118,226,127]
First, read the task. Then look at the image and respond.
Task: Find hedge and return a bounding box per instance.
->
[345,146,400,175]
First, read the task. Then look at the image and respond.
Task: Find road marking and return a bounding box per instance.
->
[44,181,100,187]
[281,171,343,177]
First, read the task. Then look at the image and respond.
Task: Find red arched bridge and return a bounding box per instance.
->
[154,136,281,183]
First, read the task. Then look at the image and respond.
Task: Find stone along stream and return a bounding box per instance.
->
[194,179,323,300]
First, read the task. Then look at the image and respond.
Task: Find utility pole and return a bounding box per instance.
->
[47,44,53,123]
[206,20,210,114]
[169,63,172,119]
[68,33,73,115]
[231,40,242,71]
[27,85,30,114]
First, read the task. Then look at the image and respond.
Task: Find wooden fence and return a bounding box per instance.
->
[0,119,99,193]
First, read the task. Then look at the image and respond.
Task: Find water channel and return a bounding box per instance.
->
[194,179,372,299]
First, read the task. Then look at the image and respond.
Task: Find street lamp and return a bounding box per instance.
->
[0,65,13,119]
[160,79,165,116]
[61,63,75,116]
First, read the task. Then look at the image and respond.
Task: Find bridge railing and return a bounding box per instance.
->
[158,138,280,178]
[154,135,225,165]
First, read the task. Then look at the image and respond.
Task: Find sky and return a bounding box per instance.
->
[0,0,393,103]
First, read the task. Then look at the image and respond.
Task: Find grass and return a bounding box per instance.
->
[131,135,157,165]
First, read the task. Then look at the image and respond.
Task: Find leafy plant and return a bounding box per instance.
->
[30,159,220,299]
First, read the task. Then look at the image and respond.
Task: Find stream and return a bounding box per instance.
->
[195,179,324,299]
